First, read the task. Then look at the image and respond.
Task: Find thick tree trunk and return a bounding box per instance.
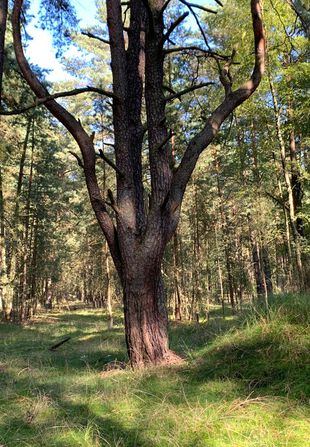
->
[122,259,173,368]
[11,0,266,366]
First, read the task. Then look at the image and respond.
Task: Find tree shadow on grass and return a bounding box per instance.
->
[1,309,309,446]
[169,313,240,358]
[0,367,157,447]
[0,403,157,447]
[0,314,128,374]
[171,324,310,407]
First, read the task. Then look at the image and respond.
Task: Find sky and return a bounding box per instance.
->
[25,0,218,82]
[25,0,99,81]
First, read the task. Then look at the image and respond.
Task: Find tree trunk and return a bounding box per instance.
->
[104,242,113,330]
[0,0,8,105]
[122,257,174,367]
[173,233,182,321]
[11,0,266,366]
[215,224,225,317]
[268,72,304,288]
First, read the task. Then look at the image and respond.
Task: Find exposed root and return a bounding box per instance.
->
[131,350,186,369]
[99,351,185,376]
[161,350,185,366]
[100,360,128,378]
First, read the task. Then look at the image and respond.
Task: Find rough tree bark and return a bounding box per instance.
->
[0,0,8,104]
[0,0,8,318]
[11,0,265,367]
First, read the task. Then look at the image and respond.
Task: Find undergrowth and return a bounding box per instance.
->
[0,294,309,446]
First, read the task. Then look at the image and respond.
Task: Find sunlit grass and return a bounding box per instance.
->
[0,295,309,446]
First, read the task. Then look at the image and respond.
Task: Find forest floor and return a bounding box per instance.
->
[0,294,309,447]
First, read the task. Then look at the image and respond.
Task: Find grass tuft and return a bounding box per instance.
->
[0,295,309,446]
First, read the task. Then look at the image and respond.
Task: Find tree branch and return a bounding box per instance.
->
[164,45,230,60]
[154,129,174,151]
[219,49,236,97]
[68,151,84,168]
[168,0,266,214]
[106,188,120,214]
[81,31,110,45]
[97,149,125,178]
[165,82,215,101]
[182,2,217,14]
[265,191,289,210]
[0,86,117,115]
[179,0,221,75]
[161,12,189,45]
[160,0,172,16]
[12,0,121,273]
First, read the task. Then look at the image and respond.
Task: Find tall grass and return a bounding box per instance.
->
[0,294,309,446]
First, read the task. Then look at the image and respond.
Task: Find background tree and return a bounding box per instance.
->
[7,0,265,367]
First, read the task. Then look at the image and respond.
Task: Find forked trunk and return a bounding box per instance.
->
[11,0,266,367]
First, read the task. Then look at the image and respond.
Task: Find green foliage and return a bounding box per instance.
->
[39,0,78,56]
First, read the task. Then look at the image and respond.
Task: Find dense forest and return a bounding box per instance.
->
[0,0,309,445]
[1,0,309,341]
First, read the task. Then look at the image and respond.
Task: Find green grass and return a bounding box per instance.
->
[0,294,309,446]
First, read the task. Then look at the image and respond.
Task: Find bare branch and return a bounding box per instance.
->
[164,45,230,60]
[97,149,125,178]
[219,49,236,97]
[183,2,217,14]
[49,337,71,351]
[154,130,174,151]
[163,85,176,94]
[69,151,84,169]
[165,82,214,101]
[81,31,110,45]
[0,86,117,116]
[179,0,221,75]
[168,0,266,212]
[162,12,189,45]
[12,0,121,271]
[160,0,172,16]
[106,189,120,214]
[265,191,289,210]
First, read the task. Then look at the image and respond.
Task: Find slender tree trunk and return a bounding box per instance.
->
[225,247,236,311]
[250,232,265,296]
[11,118,32,321]
[28,215,38,317]
[289,124,303,236]
[268,73,304,288]
[216,161,236,312]
[0,0,8,105]
[0,166,11,320]
[173,232,182,320]
[261,246,273,295]
[104,242,113,330]
[20,130,34,320]
[215,224,225,318]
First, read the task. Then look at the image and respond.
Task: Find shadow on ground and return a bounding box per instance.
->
[0,304,309,446]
